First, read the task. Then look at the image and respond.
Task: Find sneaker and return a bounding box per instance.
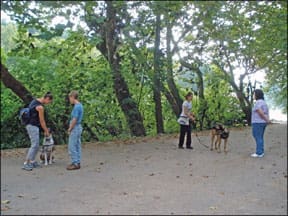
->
[22,163,33,171]
[251,153,264,158]
[187,146,194,150]
[31,161,42,168]
[66,164,80,170]
[178,146,184,149]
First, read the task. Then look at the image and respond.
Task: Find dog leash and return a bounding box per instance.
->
[194,131,209,148]
[190,118,209,149]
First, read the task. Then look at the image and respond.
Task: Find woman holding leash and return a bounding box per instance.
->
[178,92,195,149]
[251,89,270,158]
[22,92,53,171]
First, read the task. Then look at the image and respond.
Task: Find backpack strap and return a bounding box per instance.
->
[28,99,42,110]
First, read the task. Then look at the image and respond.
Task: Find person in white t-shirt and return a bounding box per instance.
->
[250,89,270,158]
[178,92,195,149]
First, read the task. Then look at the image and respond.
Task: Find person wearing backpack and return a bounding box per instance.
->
[22,92,53,171]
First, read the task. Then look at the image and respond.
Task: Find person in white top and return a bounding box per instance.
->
[178,92,195,149]
[250,89,270,158]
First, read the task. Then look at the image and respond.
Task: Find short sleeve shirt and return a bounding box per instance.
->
[251,99,269,123]
[180,101,192,117]
[70,103,83,125]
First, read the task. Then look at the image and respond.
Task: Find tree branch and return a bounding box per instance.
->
[1,63,33,104]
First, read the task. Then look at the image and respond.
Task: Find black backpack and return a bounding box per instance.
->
[19,107,31,125]
[19,100,40,125]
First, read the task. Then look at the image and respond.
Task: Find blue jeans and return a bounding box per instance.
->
[26,124,40,161]
[68,124,83,165]
[252,123,267,155]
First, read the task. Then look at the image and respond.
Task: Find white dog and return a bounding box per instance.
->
[40,134,55,166]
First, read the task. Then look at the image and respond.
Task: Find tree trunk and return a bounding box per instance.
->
[166,20,183,116]
[1,63,33,104]
[228,73,252,125]
[0,63,74,144]
[235,90,252,125]
[105,1,146,136]
[153,14,164,134]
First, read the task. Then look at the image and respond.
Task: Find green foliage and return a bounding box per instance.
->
[1,1,286,149]
[203,66,245,126]
[1,22,17,53]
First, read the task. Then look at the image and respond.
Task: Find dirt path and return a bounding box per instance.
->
[1,124,287,215]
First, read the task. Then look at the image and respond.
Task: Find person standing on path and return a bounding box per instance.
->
[178,92,195,149]
[22,92,53,171]
[251,89,270,158]
[67,90,84,170]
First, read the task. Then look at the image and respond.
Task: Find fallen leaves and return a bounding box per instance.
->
[1,200,11,211]
[144,156,152,160]
[1,206,10,211]
[209,206,218,210]
[31,196,38,200]
[1,200,10,204]
[120,192,128,196]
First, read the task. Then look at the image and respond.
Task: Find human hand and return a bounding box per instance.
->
[44,130,50,137]
[191,114,196,121]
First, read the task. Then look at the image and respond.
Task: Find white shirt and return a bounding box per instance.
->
[180,100,192,117]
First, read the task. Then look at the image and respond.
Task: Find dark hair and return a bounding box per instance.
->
[185,92,193,100]
[254,89,264,100]
[69,90,79,99]
[44,91,53,100]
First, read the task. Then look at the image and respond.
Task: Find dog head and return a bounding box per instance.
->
[43,134,54,146]
[220,128,229,139]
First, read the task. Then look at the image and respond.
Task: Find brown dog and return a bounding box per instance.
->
[210,124,229,153]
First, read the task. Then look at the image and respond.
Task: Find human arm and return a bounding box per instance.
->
[36,105,50,136]
[68,118,77,134]
[256,109,271,124]
[183,106,195,121]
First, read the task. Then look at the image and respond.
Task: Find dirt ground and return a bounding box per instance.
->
[1,123,287,215]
